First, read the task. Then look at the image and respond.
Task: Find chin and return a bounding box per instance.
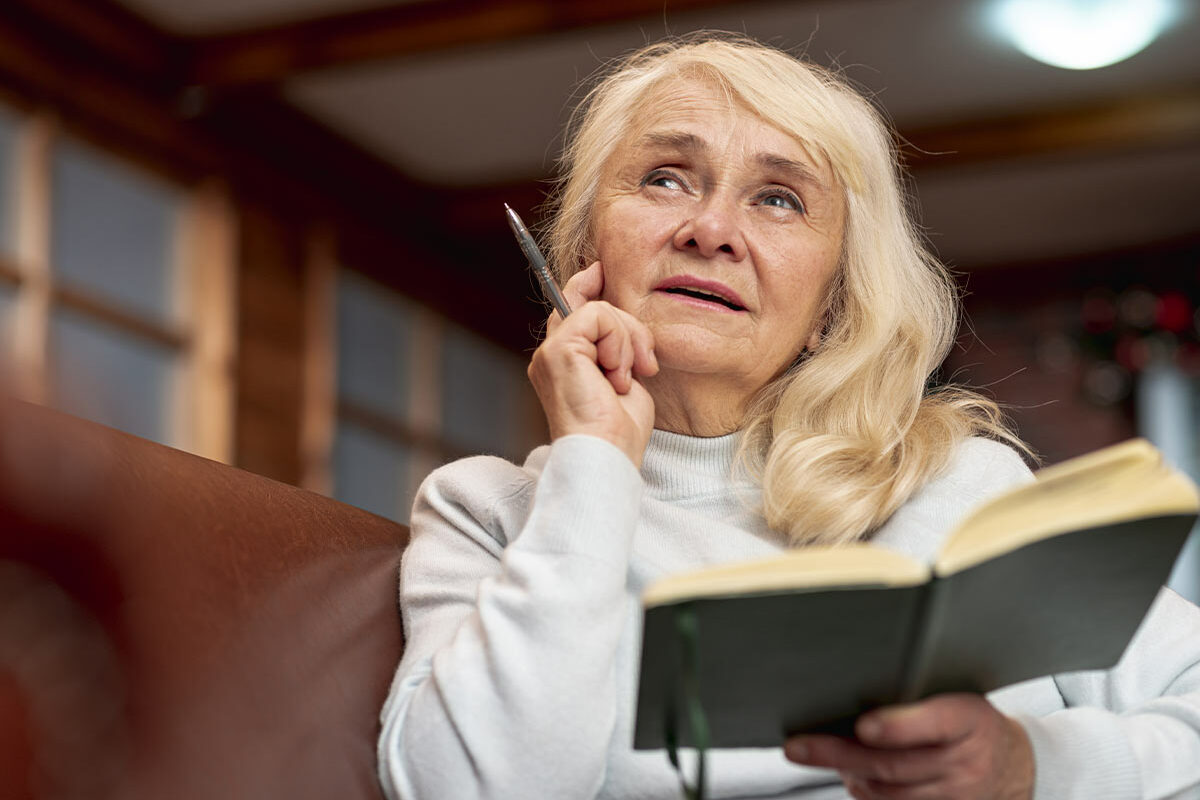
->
[650,325,739,364]
[652,345,739,378]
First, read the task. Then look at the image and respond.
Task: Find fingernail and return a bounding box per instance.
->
[857,717,883,741]
[785,739,808,761]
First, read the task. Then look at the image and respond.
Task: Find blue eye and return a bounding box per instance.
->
[758,189,804,214]
[643,169,686,191]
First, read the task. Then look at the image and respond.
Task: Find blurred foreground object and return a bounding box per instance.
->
[0,397,407,799]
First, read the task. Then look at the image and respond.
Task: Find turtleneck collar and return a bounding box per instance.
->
[640,428,756,501]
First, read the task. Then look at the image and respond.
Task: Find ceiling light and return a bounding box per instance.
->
[992,0,1181,70]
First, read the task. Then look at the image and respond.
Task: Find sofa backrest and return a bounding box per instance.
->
[0,398,409,800]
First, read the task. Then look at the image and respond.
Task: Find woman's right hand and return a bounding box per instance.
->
[527,261,658,467]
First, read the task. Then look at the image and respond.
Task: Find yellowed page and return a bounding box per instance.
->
[642,545,930,608]
[936,439,1200,575]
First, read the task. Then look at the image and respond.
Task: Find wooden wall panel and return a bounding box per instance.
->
[234,202,307,483]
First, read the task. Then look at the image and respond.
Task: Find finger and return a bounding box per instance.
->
[841,774,872,800]
[843,773,945,800]
[785,735,949,786]
[544,263,602,335]
[604,305,659,388]
[856,695,980,749]
[587,304,635,393]
[626,314,658,378]
[601,304,656,379]
[562,260,604,310]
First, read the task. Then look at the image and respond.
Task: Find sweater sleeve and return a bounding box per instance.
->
[377,435,644,800]
[1017,587,1200,799]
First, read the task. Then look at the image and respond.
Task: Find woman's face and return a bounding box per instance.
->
[591,78,845,401]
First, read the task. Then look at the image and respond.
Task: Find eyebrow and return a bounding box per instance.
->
[634,130,829,191]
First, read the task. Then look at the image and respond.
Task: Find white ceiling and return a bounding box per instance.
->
[114,0,1200,268]
[283,0,1200,184]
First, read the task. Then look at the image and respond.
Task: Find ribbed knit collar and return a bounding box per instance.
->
[640,428,755,501]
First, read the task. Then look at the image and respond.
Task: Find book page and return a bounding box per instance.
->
[936,439,1200,575]
[642,545,930,608]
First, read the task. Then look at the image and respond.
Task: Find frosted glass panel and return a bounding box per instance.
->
[0,107,17,257]
[337,272,412,421]
[51,140,181,324]
[441,325,521,458]
[333,420,413,523]
[50,308,176,445]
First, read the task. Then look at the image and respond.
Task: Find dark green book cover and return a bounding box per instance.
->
[634,511,1196,750]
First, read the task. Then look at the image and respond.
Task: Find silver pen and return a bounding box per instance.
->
[505,203,572,319]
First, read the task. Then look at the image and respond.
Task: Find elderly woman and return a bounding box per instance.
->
[378,35,1200,800]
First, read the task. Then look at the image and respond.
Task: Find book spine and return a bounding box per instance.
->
[895,579,948,702]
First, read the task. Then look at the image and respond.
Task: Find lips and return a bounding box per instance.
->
[654,275,747,312]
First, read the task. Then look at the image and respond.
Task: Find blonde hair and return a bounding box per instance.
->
[545,33,1028,546]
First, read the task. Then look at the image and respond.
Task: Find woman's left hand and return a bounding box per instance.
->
[784,694,1034,800]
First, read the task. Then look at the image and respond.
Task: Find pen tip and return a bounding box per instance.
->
[503,202,512,211]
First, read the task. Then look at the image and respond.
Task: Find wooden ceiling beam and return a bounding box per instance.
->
[184,0,748,88]
[5,0,181,84]
[902,90,1200,171]
[0,9,214,182]
[437,87,1200,242]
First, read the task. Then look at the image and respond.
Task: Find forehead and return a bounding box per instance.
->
[616,77,831,177]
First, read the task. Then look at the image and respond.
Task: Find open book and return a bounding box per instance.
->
[633,439,1199,749]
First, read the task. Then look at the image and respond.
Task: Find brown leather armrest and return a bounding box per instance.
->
[0,398,409,799]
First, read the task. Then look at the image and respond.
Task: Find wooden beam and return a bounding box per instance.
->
[299,224,337,495]
[450,87,1200,232]
[185,0,748,88]
[0,8,216,183]
[8,112,54,406]
[5,0,180,82]
[0,6,541,352]
[8,0,1197,358]
[182,179,238,464]
[903,90,1200,171]
[191,88,546,352]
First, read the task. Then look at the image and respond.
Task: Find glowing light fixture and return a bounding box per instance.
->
[992,0,1181,70]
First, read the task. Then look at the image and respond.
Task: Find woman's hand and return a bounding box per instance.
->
[784,694,1034,800]
[528,261,658,467]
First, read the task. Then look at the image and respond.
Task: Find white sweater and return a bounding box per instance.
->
[378,431,1200,799]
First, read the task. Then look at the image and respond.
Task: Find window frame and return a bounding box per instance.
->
[303,245,547,521]
[0,107,236,462]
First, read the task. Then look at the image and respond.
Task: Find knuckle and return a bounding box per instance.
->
[871,757,903,784]
[841,776,872,800]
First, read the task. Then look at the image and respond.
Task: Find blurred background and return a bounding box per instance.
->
[0,0,1196,592]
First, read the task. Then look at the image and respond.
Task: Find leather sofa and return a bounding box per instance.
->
[0,398,409,799]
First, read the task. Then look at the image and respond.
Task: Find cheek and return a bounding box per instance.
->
[765,248,839,327]
[594,210,670,293]
[602,201,680,250]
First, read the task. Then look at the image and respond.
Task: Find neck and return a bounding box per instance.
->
[642,368,755,437]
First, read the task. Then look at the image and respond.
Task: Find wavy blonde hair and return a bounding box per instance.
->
[544,33,1027,546]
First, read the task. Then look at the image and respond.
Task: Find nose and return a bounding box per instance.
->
[672,196,747,261]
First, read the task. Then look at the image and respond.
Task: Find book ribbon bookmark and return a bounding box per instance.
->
[664,604,710,800]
